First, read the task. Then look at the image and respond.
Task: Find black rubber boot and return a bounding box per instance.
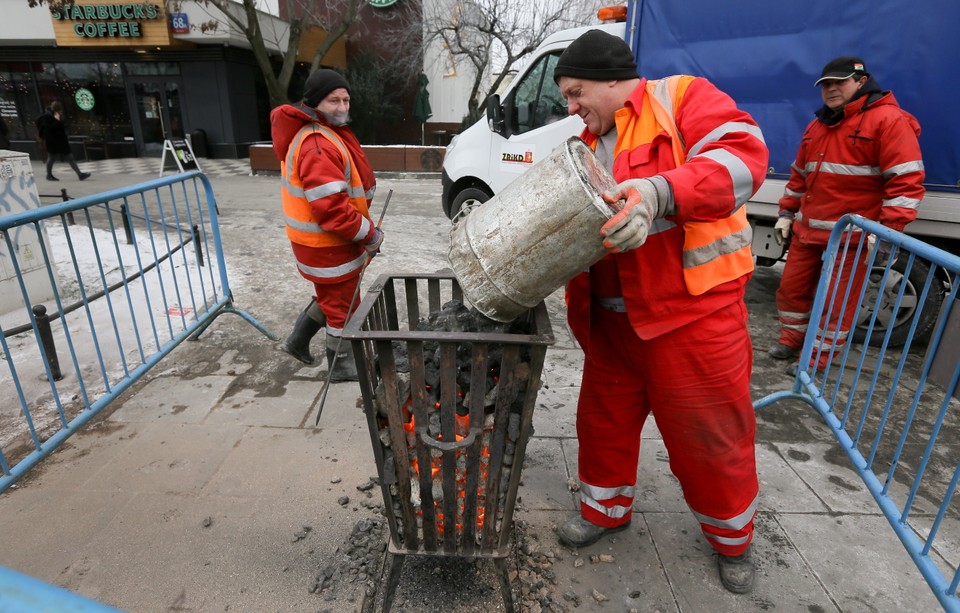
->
[768,343,799,360]
[325,335,359,382]
[281,301,324,365]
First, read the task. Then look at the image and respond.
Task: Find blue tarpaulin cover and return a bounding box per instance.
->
[626,0,959,189]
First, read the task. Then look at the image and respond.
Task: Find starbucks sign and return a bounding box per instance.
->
[369,0,398,7]
[75,88,95,111]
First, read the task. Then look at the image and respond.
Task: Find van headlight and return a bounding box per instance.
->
[446,134,460,154]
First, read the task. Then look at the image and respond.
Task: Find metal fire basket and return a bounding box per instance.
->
[342,273,554,612]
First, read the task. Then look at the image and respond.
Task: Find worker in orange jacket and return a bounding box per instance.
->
[270,69,383,380]
[552,30,769,594]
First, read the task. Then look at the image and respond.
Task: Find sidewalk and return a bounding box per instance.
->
[0,164,944,612]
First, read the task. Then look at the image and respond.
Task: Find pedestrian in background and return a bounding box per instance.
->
[551,30,768,593]
[35,101,90,182]
[0,116,10,150]
[269,69,383,381]
[770,57,924,363]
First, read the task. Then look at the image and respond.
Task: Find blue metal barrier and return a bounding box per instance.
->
[0,171,276,493]
[0,565,123,612]
[755,214,960,612]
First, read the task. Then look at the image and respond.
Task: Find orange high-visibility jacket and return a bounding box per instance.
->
[279,121,375,284]
[568,76,769,342]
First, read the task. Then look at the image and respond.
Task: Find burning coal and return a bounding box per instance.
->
[372,300,535,547]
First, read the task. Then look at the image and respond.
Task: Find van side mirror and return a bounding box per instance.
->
[486,95,506,135]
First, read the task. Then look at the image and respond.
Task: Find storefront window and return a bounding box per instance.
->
[125,62,180,76]
[99,62,134,143]
[54,62,101,139]
[13,62,134,146]
[0,63,42,141]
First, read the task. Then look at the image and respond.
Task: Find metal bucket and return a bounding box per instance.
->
[448,136,615,322]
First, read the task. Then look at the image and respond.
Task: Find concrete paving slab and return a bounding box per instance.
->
[635,439,687,514]
[306,380,368,429]
[1,173,954,613]
[531,384,578,438]
[204,379,318,428]
[50,492,372,612]
[777,512,942,612]
[0,487,134,577]
[87,421,247,494]
[646,511,837,612]
[202,420,375,500]
[772,441,910,515]
[531,509,679,612]
[516,437,576,512]
[109,374,231,424]
[756,442,830,513]
[539,349,585,389]
[1,422,131,491]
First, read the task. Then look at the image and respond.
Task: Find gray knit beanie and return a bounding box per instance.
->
[553,29,638,83]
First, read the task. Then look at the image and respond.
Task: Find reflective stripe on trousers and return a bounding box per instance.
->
[575,300,758,555]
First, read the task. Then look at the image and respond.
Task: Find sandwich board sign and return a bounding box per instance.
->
[159,138,200,175]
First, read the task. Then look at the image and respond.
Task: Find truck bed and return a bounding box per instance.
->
[747,179,960,245]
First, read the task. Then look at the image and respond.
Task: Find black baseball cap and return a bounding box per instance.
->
[814,56,868,86]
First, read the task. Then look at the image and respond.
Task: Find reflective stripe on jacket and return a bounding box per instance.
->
[778,89,924,242]
[642,76,755,296]
[281,123,372,249]
[568,76,768,342]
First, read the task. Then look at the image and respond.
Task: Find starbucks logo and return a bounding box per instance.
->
[75,88,95,111]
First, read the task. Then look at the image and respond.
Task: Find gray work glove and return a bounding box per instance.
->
[600,178,672,253]
[364,228,384,257]
[774,217,793,245]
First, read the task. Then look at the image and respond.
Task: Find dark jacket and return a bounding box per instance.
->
[0,117,10,149]
[36,110,71,155]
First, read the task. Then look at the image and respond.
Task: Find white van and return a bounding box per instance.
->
[440,23,624,221]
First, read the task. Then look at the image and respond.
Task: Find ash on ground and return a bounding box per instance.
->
[359,518,568,613]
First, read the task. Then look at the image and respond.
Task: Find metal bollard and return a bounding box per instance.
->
[61,189,75,226]
[192,224,204,267]
[32,304,63,381]
[120,203,133,245]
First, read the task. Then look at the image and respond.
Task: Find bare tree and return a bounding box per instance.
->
[27,0,373,107]
[170,0,371,108]
[422,0,597,122]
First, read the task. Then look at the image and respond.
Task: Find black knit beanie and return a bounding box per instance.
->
[553,29,638,83]
[303,69,350,107]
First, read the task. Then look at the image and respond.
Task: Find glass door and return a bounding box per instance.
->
[130,78,184,155]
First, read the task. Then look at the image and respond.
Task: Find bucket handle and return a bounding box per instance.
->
[418,426,481,452]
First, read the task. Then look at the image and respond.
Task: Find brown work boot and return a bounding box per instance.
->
[557,515,630,548]
[718,545,755,593]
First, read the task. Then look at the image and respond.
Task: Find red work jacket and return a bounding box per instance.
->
[270,104,377,284]
[567,77,769,344]
[778,90,924,243]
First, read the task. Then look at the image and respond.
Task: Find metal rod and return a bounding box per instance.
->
[314,189,393,426]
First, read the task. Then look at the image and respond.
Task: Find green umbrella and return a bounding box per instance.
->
[413,73,433,145]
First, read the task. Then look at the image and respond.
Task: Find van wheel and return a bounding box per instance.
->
[451,187,491,222]
[854,258,943,347]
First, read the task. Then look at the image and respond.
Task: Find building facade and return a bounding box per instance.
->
[0,0,344,160]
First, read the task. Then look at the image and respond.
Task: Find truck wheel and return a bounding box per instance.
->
[450,187,490,222]
[854,258,943,347]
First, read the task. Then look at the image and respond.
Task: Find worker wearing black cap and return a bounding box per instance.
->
[770,56,924,364]
[550,29,769,594]
[269,69,383,380]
